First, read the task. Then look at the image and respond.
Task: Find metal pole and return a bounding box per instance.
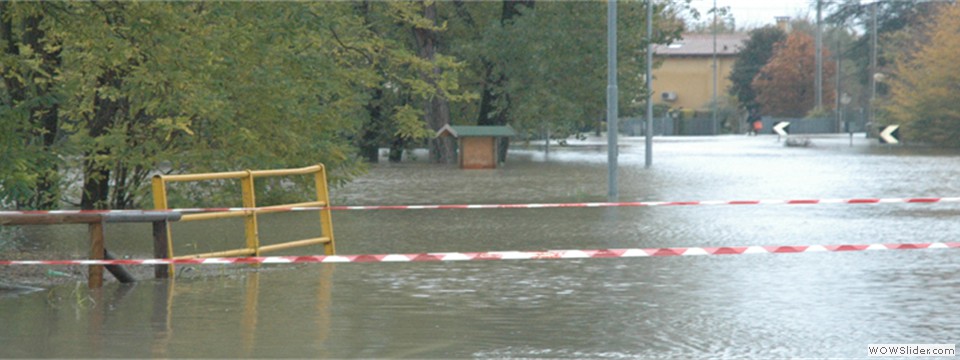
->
[711,0,718,135]
[607,0,619,200]
[849,110,854,147]
[869,1,877,136]
[103,248,136,283]
[545,126,550,158]
[645,0,653,168]
[836,29,842,133]
[815,0,823,109]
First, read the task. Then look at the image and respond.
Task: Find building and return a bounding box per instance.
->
[652,33,748,112]
[435,125,516,169]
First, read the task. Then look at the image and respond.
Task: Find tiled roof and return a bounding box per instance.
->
[653,33,748,56]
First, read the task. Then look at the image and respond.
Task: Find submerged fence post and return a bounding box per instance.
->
[152,175,175,278]
[88,221,105,289]
[152,219,171,279]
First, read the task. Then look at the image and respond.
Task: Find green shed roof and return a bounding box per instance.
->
[436,125,516,138]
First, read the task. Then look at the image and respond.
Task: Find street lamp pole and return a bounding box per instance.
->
[816,0,823,109]
[645,0,653,168]
[711,0,718,135]
[869,1,878,136]
[607,0,619,200]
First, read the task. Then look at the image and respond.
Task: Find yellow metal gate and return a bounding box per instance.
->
[151,164,336,263]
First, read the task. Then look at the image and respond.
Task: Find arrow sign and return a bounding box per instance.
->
[773,121,790,136]
[880,124,900,144]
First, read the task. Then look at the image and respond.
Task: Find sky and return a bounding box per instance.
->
[688,0,816,29]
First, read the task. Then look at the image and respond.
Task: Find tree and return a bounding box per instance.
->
[826,0,942,110]
[351,1,475,164]
[884,3,960,147]
[51,2,381,209]
[752,32,835,117]
[0,3,64,210]
[475,1,684,138]
[412,1,456,164]
[728,26,786,112]
[685,5,736,34]
[358,0,688,163]
[1,2,421,209]
[1,1,686,210]
[473,0,532,162]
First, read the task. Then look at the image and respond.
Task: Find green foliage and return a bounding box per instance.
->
[452,1,685,136]
[1,2,408,208]
[0,2,64,209]
[805,106,834,120]
[826,0,943,109]
[351,1,477,162]
[393,104,433,140]
[684,5,737,33]
[884,4,960,147]
[1,1,691,209]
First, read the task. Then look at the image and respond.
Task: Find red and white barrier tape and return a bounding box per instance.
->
[330,196,959,210]
[3,242,957,266]
[2,197,959,216]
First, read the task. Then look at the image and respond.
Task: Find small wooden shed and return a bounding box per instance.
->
[436,125,516,169]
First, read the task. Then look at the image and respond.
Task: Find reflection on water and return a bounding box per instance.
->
[0,264,336,358]
[2,134,960,358]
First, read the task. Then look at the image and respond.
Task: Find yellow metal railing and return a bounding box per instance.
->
[151,165,336,266]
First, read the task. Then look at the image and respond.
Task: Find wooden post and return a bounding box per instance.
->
[88,221,105,288]
[1,211,181,286]
[153,220,171,279]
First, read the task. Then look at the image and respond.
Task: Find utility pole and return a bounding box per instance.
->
[836,25,843,133]
[645,0,653,168]
[711,0,718,135]
[607,0,618,201]
[869,1,878,136]
[815,0,823,110]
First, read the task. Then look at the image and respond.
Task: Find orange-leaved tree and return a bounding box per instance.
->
[752,32,835,117]
[884,3,960,147]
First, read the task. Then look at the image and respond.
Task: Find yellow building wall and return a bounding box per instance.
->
[653,56,738,112]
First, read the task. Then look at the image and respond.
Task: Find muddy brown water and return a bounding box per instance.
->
[2,134,959,358]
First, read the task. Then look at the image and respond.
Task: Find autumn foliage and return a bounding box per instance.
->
[752,32,835,117]
[884,4,960,147]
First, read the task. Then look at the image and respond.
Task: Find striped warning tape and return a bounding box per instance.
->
[329,196,958,210]
[2,242,957,266]
[1,196,959,216]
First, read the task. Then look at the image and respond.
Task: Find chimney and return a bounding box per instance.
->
[775,16,791,33]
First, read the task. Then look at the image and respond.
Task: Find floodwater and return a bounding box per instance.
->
[2,134,960,358]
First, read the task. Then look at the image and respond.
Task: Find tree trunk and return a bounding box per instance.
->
[357,2,389,163]
[475,0,534,163]
[388,136,405,162]
[359,87,385,163]
[413,1,456,164]
[81,71,124,210]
